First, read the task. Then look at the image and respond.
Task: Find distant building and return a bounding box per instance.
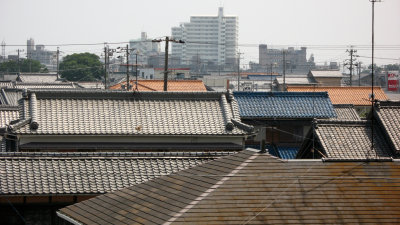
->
[129,32,160,66]
[26,38,57,70]
[259,45,313,73]
[171,7,238,69]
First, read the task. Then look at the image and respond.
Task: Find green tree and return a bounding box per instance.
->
[59,53,104,81]
[0,59,48,73]
[385,64,399,71]
[368,64,382,74]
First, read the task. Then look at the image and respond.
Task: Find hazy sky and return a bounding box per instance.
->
[1,0,399,66]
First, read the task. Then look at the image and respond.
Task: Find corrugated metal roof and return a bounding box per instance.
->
[310,70,343,77]
[287,86,388,106]
[276,146,299,159]
[58,149,400,224]
[234,91,336,119]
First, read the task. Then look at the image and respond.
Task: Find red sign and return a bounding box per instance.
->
[388,73,399,91]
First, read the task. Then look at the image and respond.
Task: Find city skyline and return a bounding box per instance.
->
[1,0,399,66]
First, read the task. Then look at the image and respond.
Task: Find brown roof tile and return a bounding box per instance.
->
[287,86,388,106]
[58,149,400,224]
[110,80,207,92]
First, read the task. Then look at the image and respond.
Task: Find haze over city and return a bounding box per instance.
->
[1,0,399,66]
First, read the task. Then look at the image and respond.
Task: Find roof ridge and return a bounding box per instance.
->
[0,151,235,158]
[233,91,329,97]
[27,89,225,100]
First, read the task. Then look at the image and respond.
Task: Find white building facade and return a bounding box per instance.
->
[171,7,238,68]
[129,32,161,66]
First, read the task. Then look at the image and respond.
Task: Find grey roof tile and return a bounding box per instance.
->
[58,149,400,224]
[11,90,250,136]
[298,120,393,159]
[234,91,336,119]
[375,101,400,153]
[330,104,361,121]
[0,151,230,195]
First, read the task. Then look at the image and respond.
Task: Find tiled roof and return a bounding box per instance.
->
[0,81,79,89]
[17,73,61,83]
[0,88,23,106]
[298,120,393,159]
[109,80,207,92]
[287,86,388,105]
[0,151,229,195]
[10,89,252,136]
[375,101,400,153]
[0,106,19,127]
[19,142,243,151]
[309,70,343,77]
[331,104,361,120]
[15,82,78,89]
[234,91,336,119]
[58,149,400,225]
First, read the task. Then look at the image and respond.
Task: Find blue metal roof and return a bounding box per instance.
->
[234,92,336,119]
[245,144,299,159]
[276,146,299,159]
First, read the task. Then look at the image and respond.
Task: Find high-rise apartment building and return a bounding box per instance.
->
[129,32,160,66]
[171,7,238,68]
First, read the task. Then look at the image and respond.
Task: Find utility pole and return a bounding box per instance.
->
[369,0,381,159]
[104,46,116,90]
[126,44,130,91]
[282,50,286,90]
[152,37,185,91]
[17,49,24,75]
[104,46,107,89]
[163,37,169,91]
[135,51,138,91]
[28,51,31,73]
[270,63,273,91]
[237,51,243,91]
[356,61,362,86]
[56,47,60,79]
[345,47,358,86]
[117,45,135,90]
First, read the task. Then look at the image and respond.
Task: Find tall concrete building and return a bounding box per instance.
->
[171,7,238,69]
[259,45,311,73]
[27,38,35,58]
[129,32,160,66]
[26,38,57,70]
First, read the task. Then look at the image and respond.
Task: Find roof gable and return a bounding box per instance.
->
[58,149,400,224]
[11,90,251,136]
[287,86,388,105]
[375,101,400,153]
[234,91,336,119]
[298,120,393,159]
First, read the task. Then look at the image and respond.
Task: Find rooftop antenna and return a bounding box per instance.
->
[369,0,381,160]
